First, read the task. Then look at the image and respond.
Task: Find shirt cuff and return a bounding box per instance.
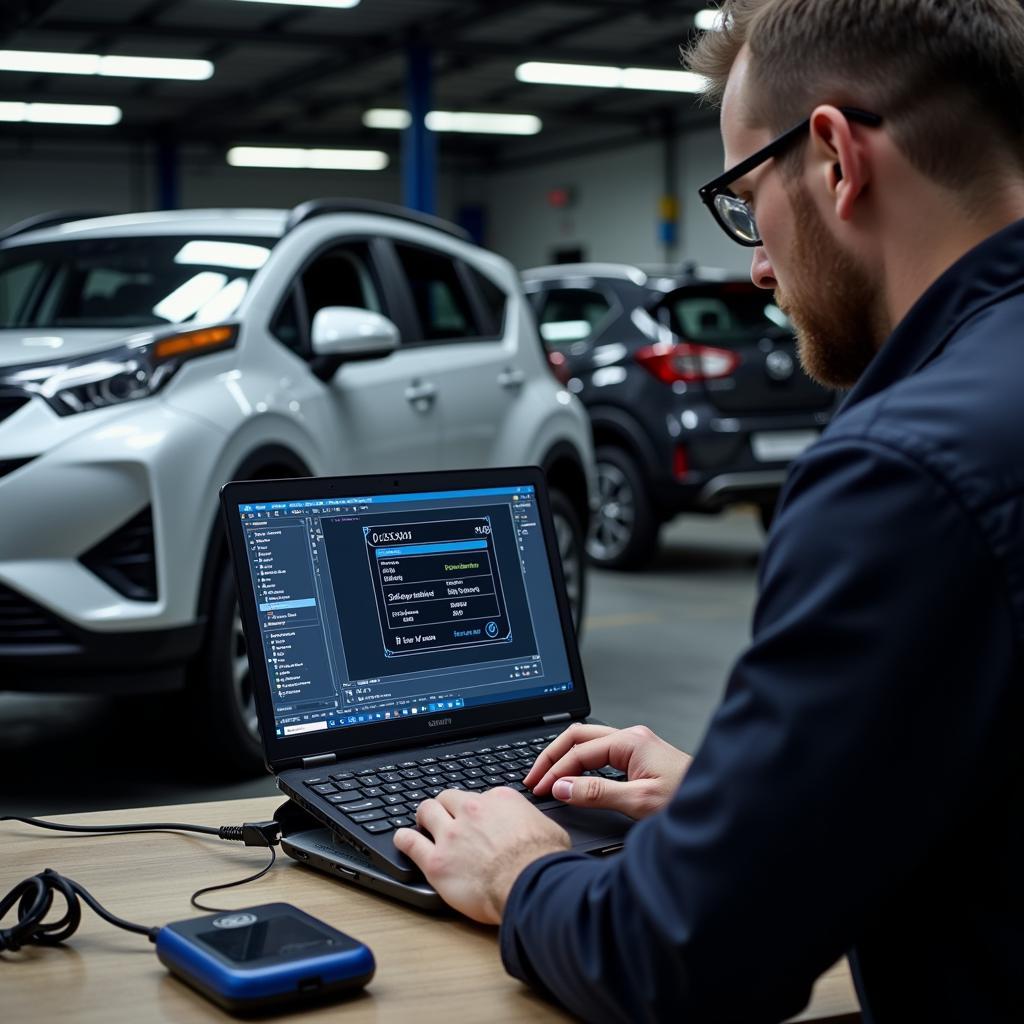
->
[499,849,591,983]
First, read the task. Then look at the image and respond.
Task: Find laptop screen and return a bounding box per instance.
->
[235,483,575,741]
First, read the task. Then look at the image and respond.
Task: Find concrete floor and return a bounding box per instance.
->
[0,510,763,818]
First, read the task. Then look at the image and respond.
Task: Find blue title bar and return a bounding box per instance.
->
[240,486,533,514]
[375,539,489,559]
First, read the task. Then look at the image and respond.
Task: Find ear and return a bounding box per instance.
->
[808,105,870,223]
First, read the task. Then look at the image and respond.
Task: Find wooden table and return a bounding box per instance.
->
[2,798,860,1023]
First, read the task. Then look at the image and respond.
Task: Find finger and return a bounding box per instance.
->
[434,787,471,815]
[393,826,434,866]
[415,797,453,838]
[550,775,658,820]
[531,734,632,795]
[523,723,616,787]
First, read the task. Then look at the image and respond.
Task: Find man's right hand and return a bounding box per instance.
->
[524,723,693,820]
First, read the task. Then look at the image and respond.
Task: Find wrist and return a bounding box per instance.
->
[488,839,571,922]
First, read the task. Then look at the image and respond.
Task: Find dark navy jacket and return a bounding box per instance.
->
[500,220,1024,1022]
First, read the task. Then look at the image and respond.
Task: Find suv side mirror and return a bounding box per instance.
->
[310,306,399,380]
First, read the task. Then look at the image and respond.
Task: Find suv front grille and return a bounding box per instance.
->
[0,583,70,644]
[80,507,159,602]
[0,395,29,425]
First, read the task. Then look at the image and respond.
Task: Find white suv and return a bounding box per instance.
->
[0,200,595,770]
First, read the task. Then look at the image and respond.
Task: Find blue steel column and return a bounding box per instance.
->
[402,44,437,214]
[156,139,180,210]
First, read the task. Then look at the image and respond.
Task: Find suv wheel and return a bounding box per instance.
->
[587,446,659,570]
[549,489,587,636]
[185,560,263,774]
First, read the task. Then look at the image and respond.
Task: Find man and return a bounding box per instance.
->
[394,1,1024,1019]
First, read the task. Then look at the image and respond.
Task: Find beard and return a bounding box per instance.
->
[774,184,889,390]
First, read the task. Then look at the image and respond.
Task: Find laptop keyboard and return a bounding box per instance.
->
[301,733,626,836]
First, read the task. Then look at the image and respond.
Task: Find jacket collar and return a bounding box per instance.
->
[839,217,1024,414]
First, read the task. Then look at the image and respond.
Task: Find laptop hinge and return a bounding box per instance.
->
[301,753,336,768]
[542,712,572,724]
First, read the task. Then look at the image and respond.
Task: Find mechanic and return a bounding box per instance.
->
[395,2,1024,1019]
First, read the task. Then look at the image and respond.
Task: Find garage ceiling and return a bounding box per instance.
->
[0,0,715,169]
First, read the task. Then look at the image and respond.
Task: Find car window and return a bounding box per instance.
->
[300,243,382,327]
[666,286,792,346]
[537,287,612,348]
[466,265,507,335]
[0,235,274,328]
[393,243,479,342]
[271,287,304,355]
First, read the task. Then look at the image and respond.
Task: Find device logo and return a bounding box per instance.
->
[427,717,453,728]
[212,912,258,929]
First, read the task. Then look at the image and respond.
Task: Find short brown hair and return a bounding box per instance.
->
[684,0,1024,189]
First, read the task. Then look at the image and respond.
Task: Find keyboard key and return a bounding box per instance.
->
[385,803,409,817]
[459,758,481,768]
[464,779,486,790]
[484,775,505,786]
[439,753,459,761]
[448,782,467,791]
[383,793,407,806]
[443,771,465,783]
[384,783,405,794]
[398,761,418,769]
[356,768,377,777]
[423,775,445,787]
[426,786,445,797]
[477,747,493,754]
[311,783,337,795]
[302,777,329,786]
[494,743,511,751]
[326,793,355,805]
[329,771,355,781]
[377,764,399,772]
[512,740,529,748]
[400,768,422,779]
[506,781,527,792]
[361,787,384,798]
[381,772,403,783]
[599,766,626,779]
[349,809,386,823]
[464,768,484,778]
[334,780,361,792]
[389,816,414,828]
[360,774,383,787]
[336,798,384,813]
[418,756,438,765]
[363,821,392,834]
[404,789,427,802]
[478,754,498,765]
[503,772,522,782]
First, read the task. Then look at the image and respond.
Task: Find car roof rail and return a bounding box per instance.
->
[0,210,112,242]
[284,198,472,243]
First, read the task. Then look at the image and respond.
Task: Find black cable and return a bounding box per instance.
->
[1,813,285,952]
[190,846,277,913]
[0,868,159,953]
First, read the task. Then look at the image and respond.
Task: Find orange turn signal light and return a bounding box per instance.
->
[154,324,237,361]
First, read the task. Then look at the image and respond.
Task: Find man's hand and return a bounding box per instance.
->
[524,723,693,820]
[393,787,571,924]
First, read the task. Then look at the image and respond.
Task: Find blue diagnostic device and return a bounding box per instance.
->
[156,902,375,1013]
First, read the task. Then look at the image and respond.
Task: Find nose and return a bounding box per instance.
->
[751,247,777,290]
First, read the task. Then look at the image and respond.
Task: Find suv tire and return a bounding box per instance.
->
[549,488,587,637]
[587,446,659,570]
[185,559,263,775]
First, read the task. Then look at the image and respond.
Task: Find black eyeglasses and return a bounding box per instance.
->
[698,107,883,247]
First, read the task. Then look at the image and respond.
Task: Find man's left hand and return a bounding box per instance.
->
[393,787,571,924]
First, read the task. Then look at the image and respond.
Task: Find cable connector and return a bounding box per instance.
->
[217,821,281,848]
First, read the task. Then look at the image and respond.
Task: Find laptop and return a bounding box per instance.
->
[221,467,631,884]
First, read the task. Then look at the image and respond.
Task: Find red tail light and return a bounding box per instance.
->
[547,350,572,385]
[635,341,740,384]
[673,443,690,481]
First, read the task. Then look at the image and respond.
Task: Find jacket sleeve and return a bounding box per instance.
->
[499,436,1016,1023]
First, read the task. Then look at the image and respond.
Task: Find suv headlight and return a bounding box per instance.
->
[0,324,237,416]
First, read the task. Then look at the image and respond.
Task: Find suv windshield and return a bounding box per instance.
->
[663,284,791,346]
[0,235,275,329]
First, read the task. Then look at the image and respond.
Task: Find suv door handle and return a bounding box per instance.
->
[405,380,437,408]
[497,368,526,389]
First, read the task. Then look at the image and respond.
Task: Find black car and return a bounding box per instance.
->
[522,263,837,568]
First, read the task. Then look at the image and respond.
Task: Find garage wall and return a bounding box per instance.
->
[0,140,460,229]
[480,125,750,277]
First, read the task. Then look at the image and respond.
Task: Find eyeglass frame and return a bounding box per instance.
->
[698,106,884,247]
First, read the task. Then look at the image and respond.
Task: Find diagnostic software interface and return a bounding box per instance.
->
[237,485,574,738]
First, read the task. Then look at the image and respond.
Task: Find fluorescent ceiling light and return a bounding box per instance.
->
[363,108,542,135]
[226,146,388,170]
[154,272,229,323]
[515,61,707,94]
[231,0,360,8]
[175,240,271,270]
[694,8,725,31]
[0,101,122,125]
[516,62,621,88]
[0,49,213,81]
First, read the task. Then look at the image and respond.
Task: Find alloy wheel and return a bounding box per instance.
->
[587,460,637,562]
[230,604,259,744]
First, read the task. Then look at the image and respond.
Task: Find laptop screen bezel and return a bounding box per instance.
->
[220,466,590,770]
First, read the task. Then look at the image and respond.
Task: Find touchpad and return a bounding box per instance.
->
[545,805,632,849]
